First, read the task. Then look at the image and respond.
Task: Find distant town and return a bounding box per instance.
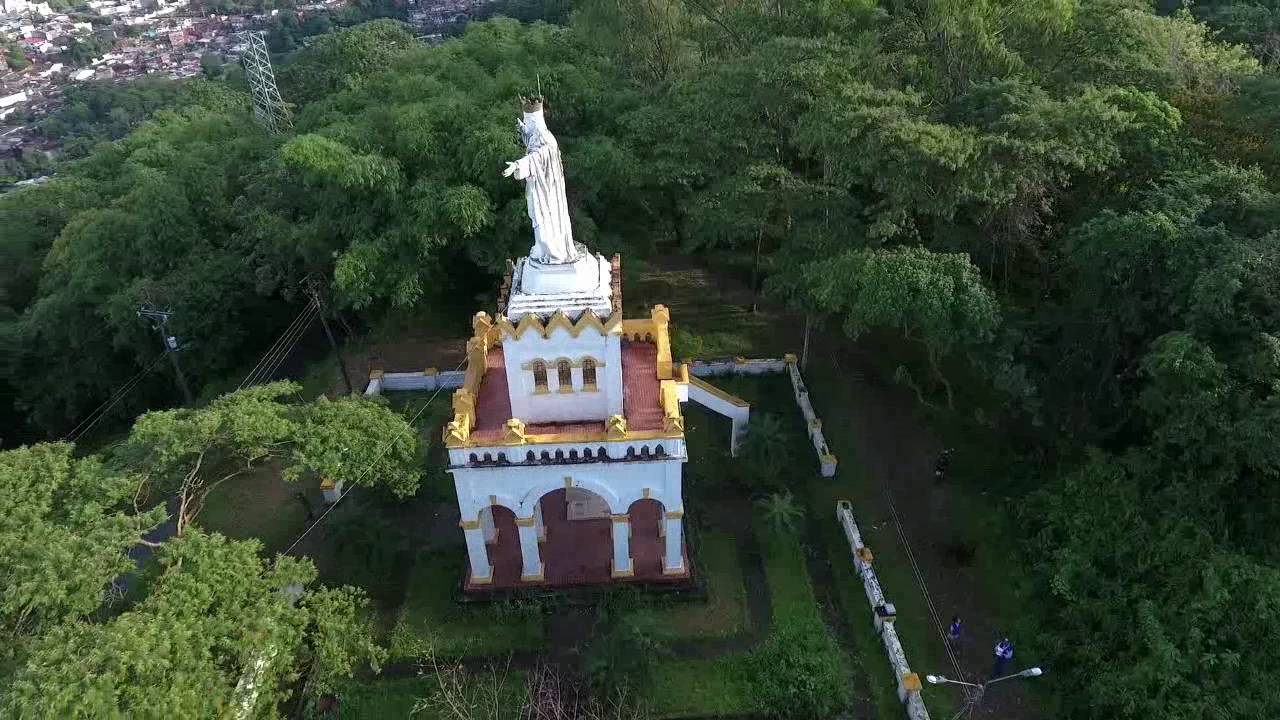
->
[1,0,497,185]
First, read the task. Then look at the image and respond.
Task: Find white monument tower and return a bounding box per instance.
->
[443,96,695,590]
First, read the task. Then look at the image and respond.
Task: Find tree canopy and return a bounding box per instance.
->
[4,4,1280,715]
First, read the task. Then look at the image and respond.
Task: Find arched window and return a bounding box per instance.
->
[655,444,666,457]
[582,358,598,390]
[557,359,573,391]
[584,448,593,460]
[598,446,608,458]
[526,451,536,463]
[532,360,548,393]
[569,449,579,461]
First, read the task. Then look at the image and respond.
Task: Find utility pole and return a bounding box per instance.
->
[304,277,354,396]
[138,305,194,405]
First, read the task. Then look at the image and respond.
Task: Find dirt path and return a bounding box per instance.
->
[814,339,1039,720]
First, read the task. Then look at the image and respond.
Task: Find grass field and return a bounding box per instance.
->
[197,463,315,555]
[388,551,546,660]
[623,529,749,643]
[646,511,851,719]
[335,669,526,719]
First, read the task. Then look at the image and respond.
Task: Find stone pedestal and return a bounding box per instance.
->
[505,252,612,321]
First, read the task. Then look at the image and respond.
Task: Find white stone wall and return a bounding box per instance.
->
[363,370,465,395]
[786,359,838,477]
[451,454,684,521]
[686,377,750,456]
[688,358,788,376]
[503,324,622,424]
[837,500,932,720]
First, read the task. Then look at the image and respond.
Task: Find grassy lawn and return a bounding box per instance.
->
[646,654,756,718]
[647,512,849,719]
[388,551,545,660]
[197,463,315,555]
[334,670,526,719]
[622,530,749,642]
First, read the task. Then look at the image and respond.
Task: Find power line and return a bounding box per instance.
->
[237,298,319,390]
[64,352,169,444]
[280,359,466,555]
[246,304,319,388]
[883,486,967,684]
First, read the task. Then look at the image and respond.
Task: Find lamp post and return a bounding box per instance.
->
[926,667,1044,719]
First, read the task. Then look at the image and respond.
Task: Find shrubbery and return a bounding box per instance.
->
[746,618,849,719]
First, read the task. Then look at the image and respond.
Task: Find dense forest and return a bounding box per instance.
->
[2,0,1280,717]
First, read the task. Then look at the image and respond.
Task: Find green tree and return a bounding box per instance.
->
[0,443,167,664]
[6,530,385,717]
[756,490,805,536]
[121,382,422,535]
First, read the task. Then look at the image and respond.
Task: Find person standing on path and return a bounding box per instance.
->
[947,615,963,652]
[992,637,1014,678]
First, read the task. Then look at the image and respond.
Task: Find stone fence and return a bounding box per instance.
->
[363,368,466,397]
[837,500,932,720]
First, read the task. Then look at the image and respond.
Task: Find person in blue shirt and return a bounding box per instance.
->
[947,615,962,649]
[992,637,1014,678]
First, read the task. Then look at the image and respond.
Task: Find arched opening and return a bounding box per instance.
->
[557,359,573,391]
[582,358,597,389]
[477,504,521,586]
[627,498,666,577]
[532,360,548,392]
[535,487,614,584]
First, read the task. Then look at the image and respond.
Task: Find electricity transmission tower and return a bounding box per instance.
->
[242,31,291,134]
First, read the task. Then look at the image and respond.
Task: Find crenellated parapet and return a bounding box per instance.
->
[498,308,622,341]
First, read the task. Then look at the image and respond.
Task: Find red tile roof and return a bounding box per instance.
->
[470,340,663,443]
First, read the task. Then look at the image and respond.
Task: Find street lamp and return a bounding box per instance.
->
[926,667,1045,719]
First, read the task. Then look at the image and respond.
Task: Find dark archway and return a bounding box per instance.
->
[536,487,614,585]
[627,498,665,578]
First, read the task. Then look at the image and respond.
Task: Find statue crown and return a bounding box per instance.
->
[519,95,544,113]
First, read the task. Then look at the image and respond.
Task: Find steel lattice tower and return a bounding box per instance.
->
[242,31,291,134]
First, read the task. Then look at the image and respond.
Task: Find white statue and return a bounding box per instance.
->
[503,97,578,265]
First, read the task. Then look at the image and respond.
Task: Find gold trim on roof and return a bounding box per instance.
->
[498,308,621,341]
